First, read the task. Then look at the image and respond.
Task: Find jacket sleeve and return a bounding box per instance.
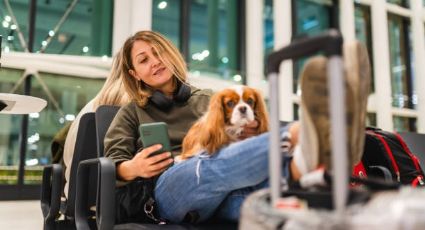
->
[104,103,140,166]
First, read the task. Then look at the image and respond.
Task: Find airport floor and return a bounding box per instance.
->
[0,200,43,229]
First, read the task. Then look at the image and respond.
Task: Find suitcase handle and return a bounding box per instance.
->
[266,29,342,75]
[267,30,347,216]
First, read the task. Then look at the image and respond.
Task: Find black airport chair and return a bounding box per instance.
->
[41,112,98,229]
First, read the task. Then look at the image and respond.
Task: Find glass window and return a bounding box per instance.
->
[355,4,374,93]
[295,0,333,37]
[0,0,113,56]
[188,0,241,82]
[388,14,414,109]
[386,0,410,8]
[0,68,25,184]
[22,72,102,184]
[151,0,243,83]
[393,116,417,132]
[152,0,181,47]
[367,113,377,127]
[264,0,274,59]
[293,0,334,93]
[0,1,27,53]
[0,68,103,185]
[293,103,299,121]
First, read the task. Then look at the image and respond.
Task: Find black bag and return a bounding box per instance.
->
[115,178,162,224]
[353,127,425,186]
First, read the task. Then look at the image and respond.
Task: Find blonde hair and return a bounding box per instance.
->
[93,50,130,109]
[121,30,188,107]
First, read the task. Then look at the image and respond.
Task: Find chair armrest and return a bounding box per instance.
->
[40,164,63,227]
[75,157,116,230]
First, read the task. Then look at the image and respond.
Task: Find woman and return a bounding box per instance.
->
[104,31,369,223]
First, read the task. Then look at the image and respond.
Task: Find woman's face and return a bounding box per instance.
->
[129,40,174,93]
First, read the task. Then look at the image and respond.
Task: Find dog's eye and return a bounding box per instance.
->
[226,101,235,108]
[246,98,254,106]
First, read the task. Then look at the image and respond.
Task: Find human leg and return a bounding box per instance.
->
[214,179,269,221]
[211,131,296,222]
[154,126,289,223]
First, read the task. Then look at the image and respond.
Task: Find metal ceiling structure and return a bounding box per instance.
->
[0,0,111,56]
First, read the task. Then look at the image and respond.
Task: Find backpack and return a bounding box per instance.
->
[353,127,425,187]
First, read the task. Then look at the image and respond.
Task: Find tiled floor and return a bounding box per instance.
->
[0,200,43,229]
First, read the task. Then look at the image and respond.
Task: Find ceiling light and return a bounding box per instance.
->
[233,74,242,82]
[201,50,209,57]
[65,114,75,121]
[29,113,40,118]
[2,21,9,28]
[158,1,167,9]
[25,159,39,166]
[221,57,229,64]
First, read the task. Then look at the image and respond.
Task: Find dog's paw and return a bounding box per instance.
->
[174,155,184,163]
[225,126,244,140]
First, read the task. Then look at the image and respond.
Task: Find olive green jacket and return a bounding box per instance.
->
[104,87,212,167]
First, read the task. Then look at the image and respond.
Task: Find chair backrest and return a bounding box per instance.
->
[399,132,425,170]
[95,105,120,157]
[66,112,98,217]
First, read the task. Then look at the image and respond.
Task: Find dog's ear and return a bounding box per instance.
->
[199,92,229,154]
[253,89,269,133]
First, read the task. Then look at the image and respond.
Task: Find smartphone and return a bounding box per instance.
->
[139,122,172,158]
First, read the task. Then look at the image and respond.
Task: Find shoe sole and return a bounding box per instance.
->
[300,56,332,170]
[300,42,371,171]
[344,41,371,166]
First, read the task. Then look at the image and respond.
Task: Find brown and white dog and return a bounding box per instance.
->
[179,85,269,160]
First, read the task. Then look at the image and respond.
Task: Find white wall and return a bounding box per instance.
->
[112,0,153,55]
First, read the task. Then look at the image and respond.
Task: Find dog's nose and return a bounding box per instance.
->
[239,106,247,114]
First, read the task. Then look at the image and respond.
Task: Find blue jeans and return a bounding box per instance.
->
[154,126,288,223]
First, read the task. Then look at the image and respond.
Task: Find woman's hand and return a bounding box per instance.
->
[117,144,174,181]
[239,120,259,140]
